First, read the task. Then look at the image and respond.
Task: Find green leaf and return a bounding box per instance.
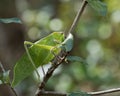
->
[87,0,107,16]
[68,92,90,96]
[61,33,74,52]
[66,56,87,64]
[0,18,22,24]
[12,32,64,87]
[0,70,10,85]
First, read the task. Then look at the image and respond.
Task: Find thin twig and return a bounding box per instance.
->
[68,0,88,34]
[88,87,120,95]
[9,81,18,96]
[36,91,66,96]
[0,61,18,96]
[41,66,46,76]
[0,61,5,72]
[36,88,120,96]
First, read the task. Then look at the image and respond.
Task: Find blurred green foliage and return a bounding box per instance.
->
[1,0,120,95]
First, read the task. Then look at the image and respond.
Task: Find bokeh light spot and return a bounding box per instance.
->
[98,24,112,39]
[111,10,120,23]
[22,10,36,23]
[28,27,40,40]
[55,74,72,92]
[86,40,104,64]
[36,11,50,26]
[49,18,63,31]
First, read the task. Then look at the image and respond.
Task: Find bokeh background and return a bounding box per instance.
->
[0,0,120,96]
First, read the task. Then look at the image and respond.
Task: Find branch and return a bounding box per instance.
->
[0,62,18,96]
[68,0,87,34]
[36,91,66,96]
[36,88,120,96]
[35,0,119,96]
[88,87,120,95]
[36,0,88,95]
[36,51,69,96]
[0,61,5,72]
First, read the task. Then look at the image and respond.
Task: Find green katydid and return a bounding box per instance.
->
[12,32,65,87]
[12,32,74,87]
[24,32,74,77]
